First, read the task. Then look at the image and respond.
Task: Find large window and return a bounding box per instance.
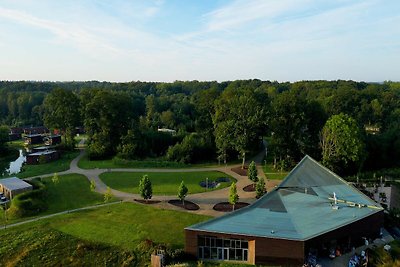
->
[198,235,248,262]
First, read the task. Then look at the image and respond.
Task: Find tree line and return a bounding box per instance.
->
[1,79,400,175]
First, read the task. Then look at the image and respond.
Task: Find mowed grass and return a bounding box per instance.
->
[41,173,105,214]
[0,202,210,266]
[100,171,234,195]
[16,150,80,178]
[262,164,288,180]
[0,174,104,225]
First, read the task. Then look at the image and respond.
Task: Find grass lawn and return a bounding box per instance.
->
[0,202,210,266]
[0,173,104,225]
[100,171,234,195]
[16,150,79,178]
[262,164,288,180]
[41,173,105,214]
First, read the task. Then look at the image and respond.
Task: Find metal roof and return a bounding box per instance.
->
[0,177,33,191]
[186,155,383,241]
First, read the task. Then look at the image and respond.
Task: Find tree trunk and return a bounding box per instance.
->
[232,204,235,211]
[241,152,246,169]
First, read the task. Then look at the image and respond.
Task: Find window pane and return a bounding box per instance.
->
[205,237,210,247]
[242,241,248,249]
[198,236,205,246]
[236,249,242,260]
[243,249,248,261]
[211,238,216,247]
[216,238,222,247]
[204,247,210,259]
[236,240,241,248]
[198,247,203,259]
[218,248,223,260]
[229,249,235,260]
[211,248,218,259]
[224,239,230,247]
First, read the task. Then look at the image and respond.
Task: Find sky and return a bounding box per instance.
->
[0,0,399,82]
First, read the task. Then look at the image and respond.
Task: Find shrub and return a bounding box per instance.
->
[7,178,48,218]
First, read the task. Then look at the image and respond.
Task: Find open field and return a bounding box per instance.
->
[16,150,80,178]
[0,202,210,266]
[100,171,234,195]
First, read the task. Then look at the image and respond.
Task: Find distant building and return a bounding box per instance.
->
[26,150,59,165]
[0,177,33,199]
[24,134,43,145]
[185,156,383,265]
[157,128,176,135]
[44,135,62,146]
[23,126,49,135]
[365,125,380,135]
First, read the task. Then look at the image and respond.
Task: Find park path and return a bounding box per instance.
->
[30,139,282,217]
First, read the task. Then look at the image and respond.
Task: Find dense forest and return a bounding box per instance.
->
[1,80,400,175]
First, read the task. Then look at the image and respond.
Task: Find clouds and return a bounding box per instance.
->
[0,0,399,82]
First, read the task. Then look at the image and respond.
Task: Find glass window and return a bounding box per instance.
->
[218,248,223,260]
[216,238,222,247]
[211,238,216,247]
[198,236,205,246]
[205,237,210,247]
[242,241,248,249]
[229,248,236,261]
[224,239,230,247]
[243,249,248,261]
[204,247,210,259]
[198,247,203,259]
[236,240,241,248]
[211,248,218,259]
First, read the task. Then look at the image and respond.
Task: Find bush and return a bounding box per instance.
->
[7,178,48,218]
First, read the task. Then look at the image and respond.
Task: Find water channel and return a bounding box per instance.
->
[0,149,26,176]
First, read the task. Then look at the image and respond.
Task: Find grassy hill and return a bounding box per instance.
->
[0,202,209,266]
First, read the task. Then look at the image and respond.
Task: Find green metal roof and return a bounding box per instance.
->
[186,155,383,241]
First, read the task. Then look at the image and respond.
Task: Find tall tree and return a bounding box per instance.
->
[214,87,269,168]
[247,161,258,183]
[177,181,188,205]
[229,182,239,211]
[321,113,365,174]
[43,88,80,148]
[0,126,9,154]
[139,175,153,203]
[255,177,266,199]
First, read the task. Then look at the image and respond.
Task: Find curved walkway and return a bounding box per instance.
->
[32,140,281,217]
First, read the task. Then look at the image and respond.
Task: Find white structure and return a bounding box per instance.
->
[157,128,176,135]
[0,177,33,199]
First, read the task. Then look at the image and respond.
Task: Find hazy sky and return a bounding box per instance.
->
[0,0,399,82]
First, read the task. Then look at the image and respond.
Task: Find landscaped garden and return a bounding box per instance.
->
[99,171,234,195]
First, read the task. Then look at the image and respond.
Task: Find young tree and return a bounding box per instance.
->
[255,177,266,199]
[229,182,239,211]
[321,113,365,174]
[52,173,59,185]
[90,180,96,192]
[247,161,258,183]
[177,181,189,205]
[139,175,152,203]
[104,186,113,203]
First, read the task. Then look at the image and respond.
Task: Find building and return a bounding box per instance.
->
[26,150,59,165]
[23,126,49,135]
[44,135,62,146]
[0,177,33,199]
[24,134,43,145]
[185,156,384,266]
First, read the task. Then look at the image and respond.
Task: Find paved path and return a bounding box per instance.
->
[28,139,282,217]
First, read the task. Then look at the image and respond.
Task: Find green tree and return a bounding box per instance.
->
[90,180,96,192]
[214,87,269,168]
[43,88,81,148]
[321,113,365,174]
[52,173,59,185]
[139,175,152,203]
[229,182,239,211]
[104,186,113,203]
[255,177,266,199]
[247,161,258,183]
[0,126,9,154]
[177,181,188,205]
